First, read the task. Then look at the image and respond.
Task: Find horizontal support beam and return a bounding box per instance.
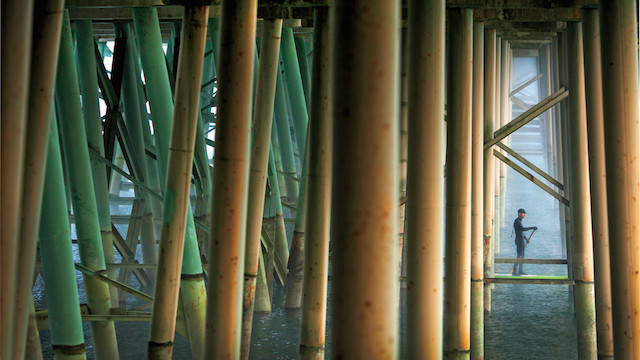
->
[489,21,566,32]
[486,87,568,148]
[494,149,570,206]
[495,258,568,264]
[474,8,583,21]
[66,0,598,8]
[485,277,575,285]
[495,142,564,190]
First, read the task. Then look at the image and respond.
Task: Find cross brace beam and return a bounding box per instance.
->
[485,87,568,149]
[495,142,564,190]
[493,149,569,206]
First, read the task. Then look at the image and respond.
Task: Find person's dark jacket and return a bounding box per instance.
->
[514,217,536,243]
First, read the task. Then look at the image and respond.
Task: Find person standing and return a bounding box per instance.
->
[512,208,537,275]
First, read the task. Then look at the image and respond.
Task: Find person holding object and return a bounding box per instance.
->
[512,208,537,275]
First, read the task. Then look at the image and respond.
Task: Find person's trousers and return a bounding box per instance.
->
[514,240,525,274]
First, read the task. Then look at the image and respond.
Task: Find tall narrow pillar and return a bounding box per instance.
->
[241,18,282,359]
[281,27,309,153]
[147,6,209,359]
[75,20,120,305]
[599,0,640,358]
[39,114,87,360]
[119,23,158,281]
[330,0,400,358]
[1,1,33,356]
[470,21,484,360]
[583,9,614,359]
[299,9,331,359]
[482,28,496,315]
[498,39,509,232]
[133,8,208,356]
[13,1,65,357]
[493,39,502,256]
[443,8,473,360]
[55,13,119,359]
[567,22,598,358]
[405,0,446,357]
[274,70,300,202]
[205,0,257,358]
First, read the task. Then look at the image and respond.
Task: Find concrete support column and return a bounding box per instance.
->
[205,0,257,358]
[55,12,120,359]
[146,6,209,359]
[599,0,640,357]
[567,22,598,359]
[405,0,446,357]
[299,8,331,359]
[582,9,614,359]
[1,1,33,356]
[443,8,473,360]
[241,18,282,359]
[13,1,65,357]
[483,28,496,315]
[330,0,400,358]
[470,22,484,360]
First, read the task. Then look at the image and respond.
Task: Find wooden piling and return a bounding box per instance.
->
[330,0,400,357]
[567,22,598,358]
[299,7,331,359]
[443,8,474,360]
[599,0,640,357]
[147,6,209,359]
[1,1,33,356]
[13,0,64,356]
[470,21,485,360]
[241,18,282,359]
[55,12,119,358]
[582,9,614,359]
[483,28,497,315]
[405,1,446,356]
[205,0,257,357]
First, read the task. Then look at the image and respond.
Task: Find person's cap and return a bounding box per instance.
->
[518,208,527,214]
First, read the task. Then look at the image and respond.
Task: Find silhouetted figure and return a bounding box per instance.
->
[513,208,537,276]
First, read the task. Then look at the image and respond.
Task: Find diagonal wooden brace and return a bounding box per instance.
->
[493,149,569,207]
[485,87,568,149]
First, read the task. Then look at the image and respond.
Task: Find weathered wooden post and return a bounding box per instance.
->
[330,0,400,357]
[146,5,209,359]
[13,1,64,357]
[599,0,640,357]
[299,7,331,360]
[242,18,283,359]
[405,0,446,357]
[567,21,598,359]
[1,1,33,356]
[55,12,120,359]
[75,20,120,304]
[582,9,614,359]
[483,28,496,315]
[470,21,485,360]
[39,114,87,360]
[133,8,209,356]
[443,8,473,360]
[205,0,257,358]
